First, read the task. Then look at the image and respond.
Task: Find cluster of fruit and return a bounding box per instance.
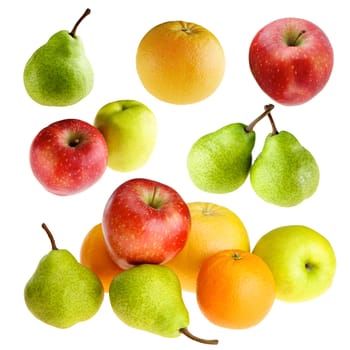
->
[24,178,336,344]
[23,7,337,346]
[26,9,158,195]
[187,103,320,207]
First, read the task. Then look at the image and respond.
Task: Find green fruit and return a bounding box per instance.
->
[94,100,157,172]
[24,224,104,328]
[187,105,274,194]
[109,264,218,345]
[250,130,320,207]
[187,123,255,193]
[23,9,94,106]
[253,225,336,302]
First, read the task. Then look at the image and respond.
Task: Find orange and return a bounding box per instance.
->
[80,223,124,292]
[136,20,225,104]
[166,202,250,292]
[196,249,276,329]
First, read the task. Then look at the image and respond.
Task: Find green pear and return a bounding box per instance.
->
[187,105,274,193]
[250,118,320,207]
[23,9,94,106]
[94,100,157,172]
[24,224,104,328]
[109,264,218,345]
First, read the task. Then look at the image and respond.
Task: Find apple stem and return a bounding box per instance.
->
[41,223,58,250]
[69,8,91,38]
[180,328,218,345]
[245,104,274,133]
[267,111,279,135]
[149,186,160,209]
[290,30,306,46]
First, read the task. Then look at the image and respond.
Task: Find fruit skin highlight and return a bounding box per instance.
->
[136,20,225,104]
[166,202,250,292]
[253,225,336,302]
[196,249,276,329]
[249,17,333,106]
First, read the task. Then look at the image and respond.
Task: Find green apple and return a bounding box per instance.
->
[94,100,157,172]
[252,225,336,302]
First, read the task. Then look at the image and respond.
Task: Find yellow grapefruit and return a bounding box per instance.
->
[136,20,225,104]
[166,202,250,292]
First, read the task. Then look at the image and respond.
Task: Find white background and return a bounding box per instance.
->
[1,0,348,349]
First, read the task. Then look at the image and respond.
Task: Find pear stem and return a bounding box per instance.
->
[69,8,91,38]
[180,328,219,345]
[245,104,274,133]
[41,223,58,250]
[267,112,279,135]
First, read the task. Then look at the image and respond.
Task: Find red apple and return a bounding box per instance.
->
[102,178,191,269]
[30,118,108,196]
[249,17,333,106]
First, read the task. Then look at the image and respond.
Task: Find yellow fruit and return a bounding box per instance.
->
[136,20,225,104]
[166,202,250,292]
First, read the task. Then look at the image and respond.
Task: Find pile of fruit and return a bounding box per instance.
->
[23,8,337,345]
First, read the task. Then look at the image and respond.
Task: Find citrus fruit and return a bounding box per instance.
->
[166,202,250,292]
[196,249,276,329]
[136,20,225,104]
[80,223,124,292]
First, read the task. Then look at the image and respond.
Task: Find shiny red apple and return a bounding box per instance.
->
[102,178,191,269]
[249,17,333,106]
[30,118,108,196]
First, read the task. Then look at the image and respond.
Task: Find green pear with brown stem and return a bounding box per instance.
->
[23,9,94,106]
[109,264,218,345]
[24,223,104,328]
[250,111,320,207]
[187,104,274,194]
